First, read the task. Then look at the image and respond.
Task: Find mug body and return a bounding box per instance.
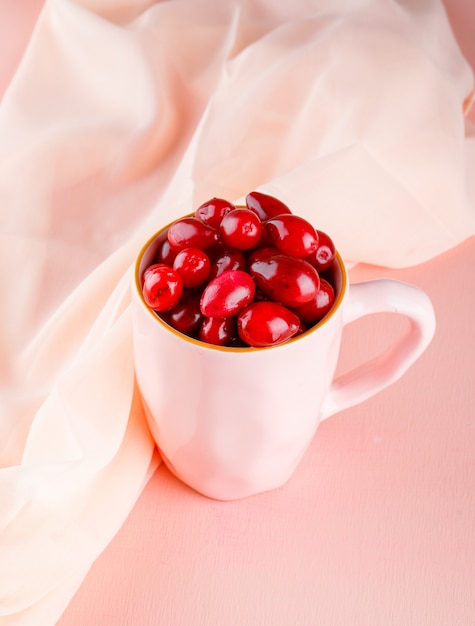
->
[132,226,348,500]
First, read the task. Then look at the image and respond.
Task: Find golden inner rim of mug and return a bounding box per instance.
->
[134,214,347,352]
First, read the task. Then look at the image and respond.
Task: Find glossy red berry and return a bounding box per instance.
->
[168,217,219,252]
[292,278,335,324]
[219,208,262,250]
[142,264,183,312]
[237,301,300,347]
[208,247,247,280]
[199,316,236,346]
[252,225,273,249]
[249,255,320,307]
[164,290,203,335]
[266,214,319,258]
[195,198,235,228]
[245,191,292,221]
[172,247,211,288]
[155,237,177,265]
[304,230,336,271]
[248,247,281,264]
[200,270,256,318]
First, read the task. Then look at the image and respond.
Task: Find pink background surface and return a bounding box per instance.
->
[2,1,474,624]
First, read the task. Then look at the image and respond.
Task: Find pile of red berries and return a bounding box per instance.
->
[141,191,337,347]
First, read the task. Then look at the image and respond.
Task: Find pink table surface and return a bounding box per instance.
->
[2,1,474,625]
[57,236,475,625]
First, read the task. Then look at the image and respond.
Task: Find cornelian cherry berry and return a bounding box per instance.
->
[219,208,262,250]
[168,217,219,252]
[173,247,210,288]
[200,270,256,318]
[199,316,236,346]
[265,214,319,258]
[249,255,320,307]
[195,197,235,228]
[237,301,300,347]
[155,239,177,265]
[292,278,335,324]
[305,230,336,271]
[245,191,292,221]
[142,264,183,312]
[208,247,247,280]
[248,247,281,264]
[164,290,203,335]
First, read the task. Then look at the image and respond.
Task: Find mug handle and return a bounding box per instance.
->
[321,279,436,421]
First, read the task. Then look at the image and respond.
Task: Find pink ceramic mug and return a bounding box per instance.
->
[132,224,436,501]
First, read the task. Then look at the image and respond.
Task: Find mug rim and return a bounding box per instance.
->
[133,216,347,353]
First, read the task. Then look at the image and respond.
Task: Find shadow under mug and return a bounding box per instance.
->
[132,223,436,501]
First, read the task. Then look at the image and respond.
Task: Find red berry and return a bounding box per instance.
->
[227,334,247,348]
[173,247,211,288]
[168,217,219,252]
[249,255,320,307]
[200,270,256,318]
[164,290,203,335]
[237,301,300,347]
[248,247,281,264]
[245,191,292,221]
[265,214,319,258]
[253,287,270,302]
[219,208,262,250]
[304,230,336,271]
[199,316,236,346]
[155,237,177,265]
[292,278,335,324]
[208,247,247,280]
[142,264,183,312]
[252,226,273,249]
[195,197,235,228]
[295,320,308,336]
